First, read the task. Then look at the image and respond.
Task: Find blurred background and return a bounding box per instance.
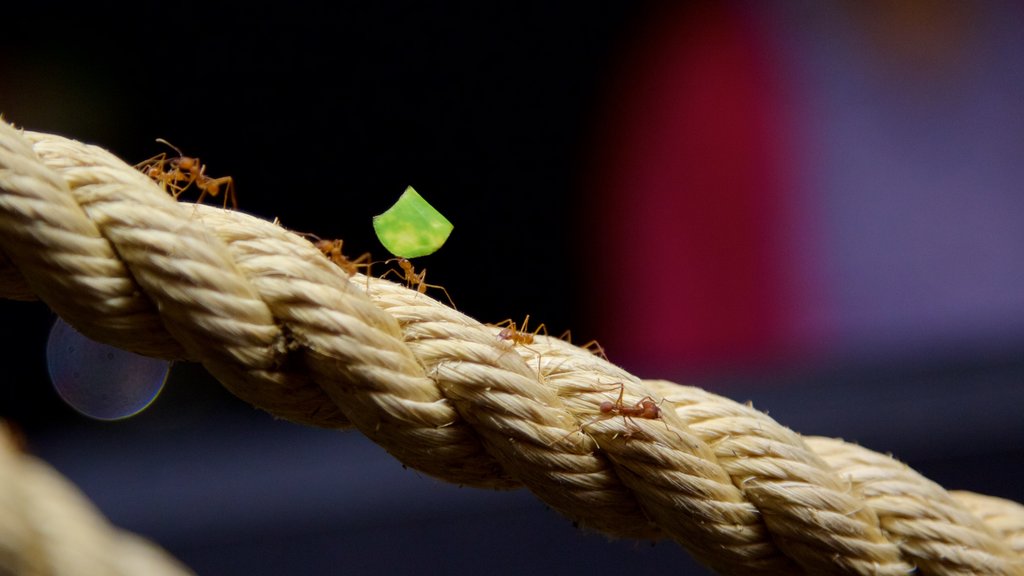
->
[2,1,1023,574]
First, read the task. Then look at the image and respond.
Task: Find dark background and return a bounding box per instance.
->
[2,3,1022,575]
[0,2,641,425]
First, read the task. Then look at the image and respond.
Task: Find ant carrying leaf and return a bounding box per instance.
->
[371,187,456,308]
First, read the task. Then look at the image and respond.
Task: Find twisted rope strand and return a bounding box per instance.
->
[1,120,1022,575]
[950,491,1024,556]
[806,436,1020,575]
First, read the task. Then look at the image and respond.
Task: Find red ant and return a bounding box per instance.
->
[135,138,237,209]
[598,384,661,420]
[495,314,547,346]
[582,383,663,437]
[314,238,373,277]
[550,383,665,447]
[381,257,455,308]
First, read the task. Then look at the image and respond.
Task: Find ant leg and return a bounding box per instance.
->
[582,340,609,360]
[378,265,402,284]
[548,412,607,448]
[200,176,237,209]
[413,269,428,294]
[224,178,237,209]
[170,166,197,198]
[421,277,457,309]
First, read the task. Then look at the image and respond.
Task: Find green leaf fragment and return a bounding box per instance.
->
[372,186,453,258]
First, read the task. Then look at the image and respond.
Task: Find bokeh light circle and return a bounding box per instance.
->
[46,318,171,420]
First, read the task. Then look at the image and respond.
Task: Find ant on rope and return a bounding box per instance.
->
[494,314,547,347]
[596,383,661,422]
[552,382,665,446]
[313,237,374,277]
[135,138,237,209]
[380,257,456,309]
[493,314,550,381]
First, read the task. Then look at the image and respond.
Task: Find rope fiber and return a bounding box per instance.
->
[0,119,1022,575]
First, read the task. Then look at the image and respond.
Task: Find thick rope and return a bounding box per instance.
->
[0,424,195,576]
[0,119,1022,575]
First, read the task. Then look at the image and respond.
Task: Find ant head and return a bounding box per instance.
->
[385,257,414,270]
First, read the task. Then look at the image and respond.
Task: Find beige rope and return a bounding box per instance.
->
[0,118,1022,575]
[0,424,194,576]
